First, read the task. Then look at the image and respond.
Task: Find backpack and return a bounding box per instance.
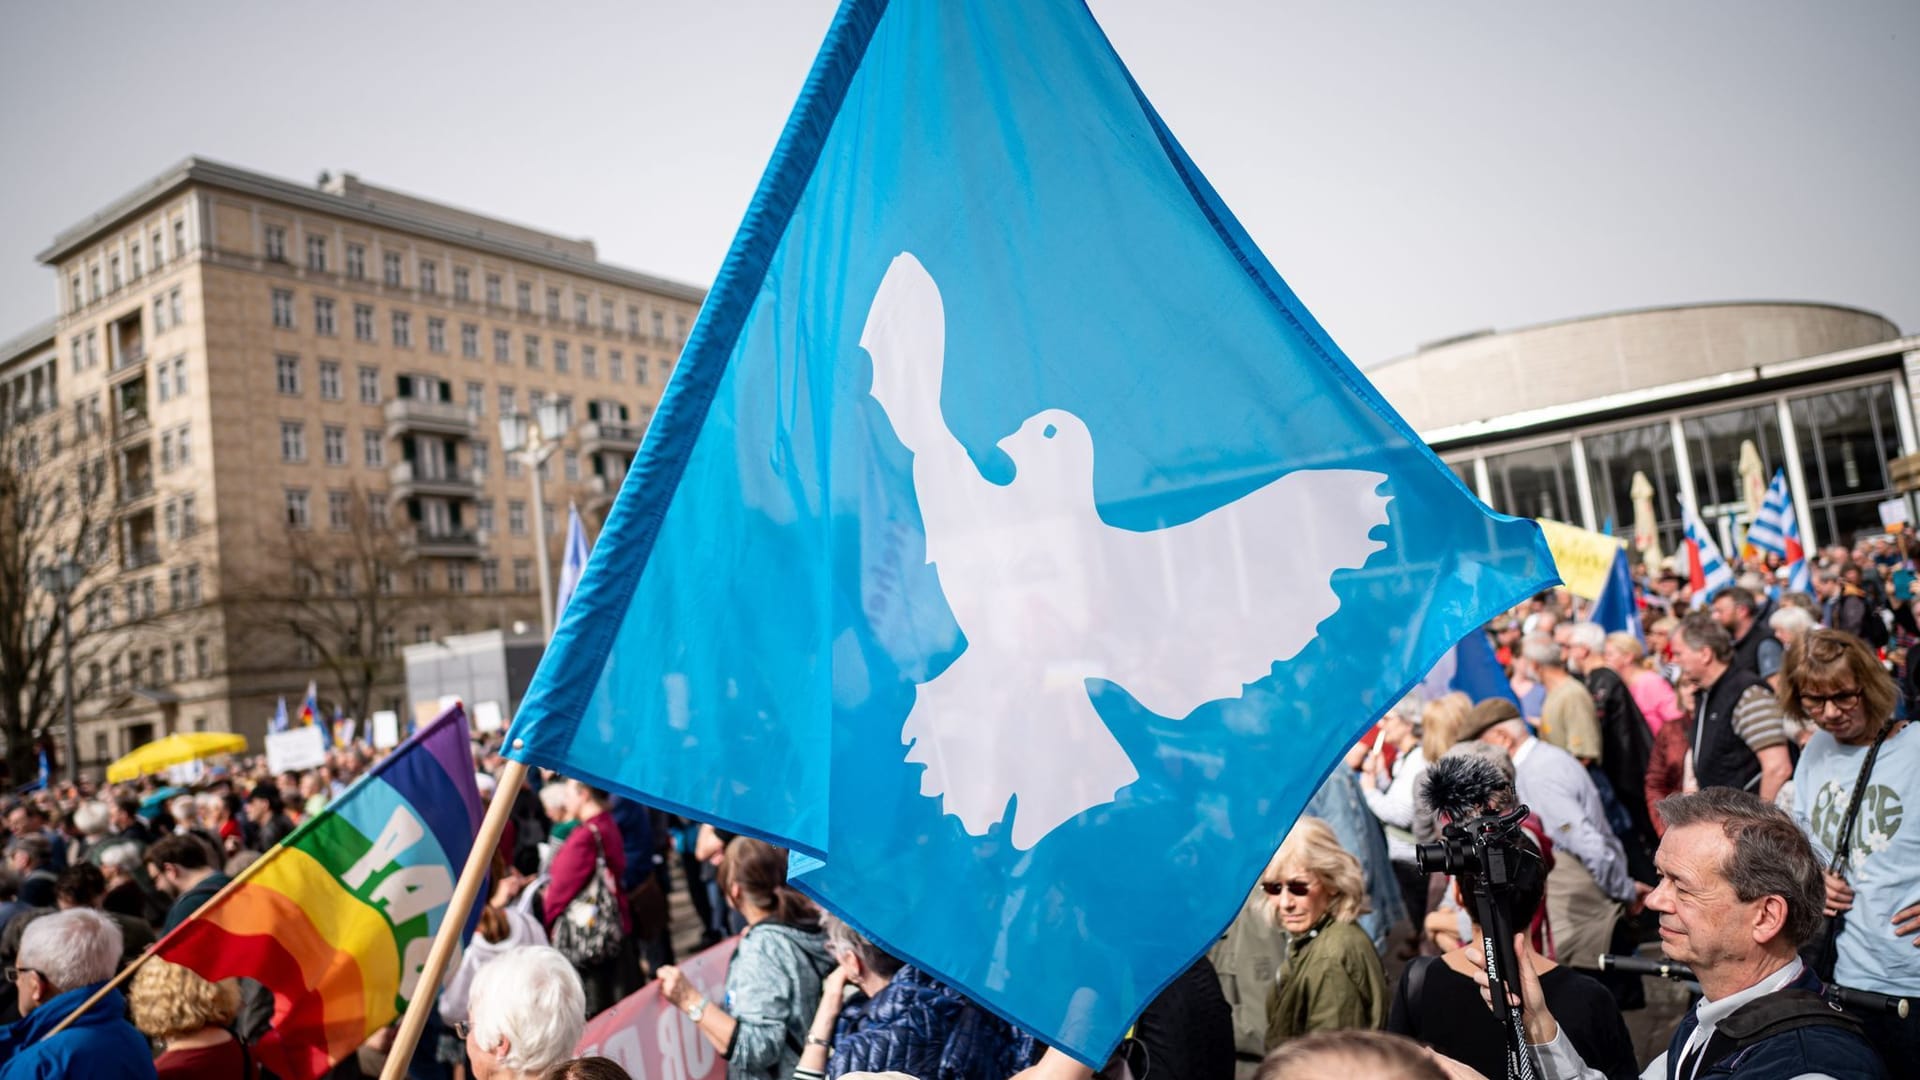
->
[551,824,624,967]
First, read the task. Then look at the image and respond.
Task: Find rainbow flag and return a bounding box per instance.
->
[152,705,485,1079]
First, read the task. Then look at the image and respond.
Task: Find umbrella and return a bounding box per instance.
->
[138,786,187,813]
[106,732,248,783]
[1631,471,1663,575]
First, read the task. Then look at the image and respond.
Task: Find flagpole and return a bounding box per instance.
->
[380,757,528,1080]
[40,849,281,1039]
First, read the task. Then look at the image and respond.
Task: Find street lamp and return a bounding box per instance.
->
[499,402,571,641]
[35,557,83,785]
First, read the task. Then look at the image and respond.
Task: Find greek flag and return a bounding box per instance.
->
[503,0,1555,1061]
[1745,469,1797,558]
[1683,500,1735,598]
[271,695,290,734]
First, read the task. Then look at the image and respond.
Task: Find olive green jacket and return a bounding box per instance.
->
[1263,915,1387,1049]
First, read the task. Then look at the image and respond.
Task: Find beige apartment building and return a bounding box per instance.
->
[12,157,703,773]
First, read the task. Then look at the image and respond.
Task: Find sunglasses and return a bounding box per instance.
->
[1260,879,1314,898]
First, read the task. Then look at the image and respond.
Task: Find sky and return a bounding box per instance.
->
[1,1,1914,367]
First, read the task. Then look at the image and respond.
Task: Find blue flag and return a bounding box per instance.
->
[554,503,590,625]
[1593,547,1644,642]
[1419,626,1523,707]
[271,696,290,734]
[505,0,1554,1061]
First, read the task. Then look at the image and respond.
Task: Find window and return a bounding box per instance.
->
[481,559,500,592]
[516,282,532,313]
[448,563,468,593]
[307,234,327,271]
[513,558,533,593]
[157,359,173,403]
[1792,382,1906,544]
[476,500,495,532]
[109,253,121,291]
[86,330,97,367]
[600,298,614,331]
[384,251,404,287]
[466,381,485,415]
[276,354,301,395]
[471,440,489,478]
[368,493,389,527]
[564,449,580,482]
[176,426,191,465]
[173,218,187,257]
[575,293,589,325]
[508,500,527,535]
[318,360,342,400]
[285,488,310,527]
[419,260,438,294]
[314,296,336,336]
[427,317,446,353]
[171,642,185,681]
[164,500,179,540]
[1482,442,1577,523]
[171,355,187,398]
[328,489,352,529]
[323,425,346,466]
[610,350,624,382]
[453,266,471,301]
[498,385,516,414]
[70,275,83,311]
[152,296,166,333]
[627,304,640,335]
[264,225,287,262]
[280,421,307,462]
[130,241,142,278]
[160,430,175,471]
[152,228,165,267]
[415,623,433,644]
[346,242,366,280]
[169,288,182,325]
[635,354,649,385]
[378,626,397,659]
[358,365,381,403]
[181,494,197,535]
[554,340,570,373]
[1584,421,1685,557]
[461,323,479,358]
[524,335,541,368]
[582,345,597,379]
[195,637,210,676]
[354,303,375,341]
[272,288,295,329]
[363,428,385,467]
[486,273,503,306]
[493,329,510,363]
[544,502,558,533]
[652,310,665,339]
[546,287,561,320]
[676,314,688,339]
[413,562,433,593]
[391,311,412,347]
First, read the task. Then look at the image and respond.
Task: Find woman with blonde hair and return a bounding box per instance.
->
[1262,816,1387,1049]
[127,957,257,1078]
[1603,631,1681,736]
[1417,692,1472,766]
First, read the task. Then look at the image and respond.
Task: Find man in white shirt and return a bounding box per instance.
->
[1457,788,1884,1079]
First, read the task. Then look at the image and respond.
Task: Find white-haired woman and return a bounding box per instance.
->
[1262,816,1386,1049]
[462,945,587,1080]
[1769,605,1818,656]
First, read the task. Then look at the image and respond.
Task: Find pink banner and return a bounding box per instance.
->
[574,936,740,1079]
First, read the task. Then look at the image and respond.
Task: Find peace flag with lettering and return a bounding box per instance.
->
[152,705,485,1080]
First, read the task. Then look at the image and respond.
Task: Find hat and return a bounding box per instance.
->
[1458,698,1521,741]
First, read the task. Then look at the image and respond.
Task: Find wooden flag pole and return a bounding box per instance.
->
[380,757,529,1080]
[42,851,275,1039]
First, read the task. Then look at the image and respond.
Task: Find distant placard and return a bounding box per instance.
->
[1878,498,1910,529]
[413,700,441,732]
[372,711,401,749]
[473,700,505,734]
[266,726,327,776]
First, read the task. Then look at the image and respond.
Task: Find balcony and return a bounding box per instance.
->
[408,526,483,560]
[114,408,150,444]
[110,344,146,376]
[383,398,474,440]
[390,460,479,500]
[118,474,155,506]
[123,544,160,570]
[578,420,643,456]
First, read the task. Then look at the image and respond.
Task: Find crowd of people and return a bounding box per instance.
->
[0,537,1914,1079]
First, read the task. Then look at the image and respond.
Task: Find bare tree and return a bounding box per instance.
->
[230,485,438,728]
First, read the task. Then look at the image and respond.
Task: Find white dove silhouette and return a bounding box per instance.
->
[861,252,1394,849]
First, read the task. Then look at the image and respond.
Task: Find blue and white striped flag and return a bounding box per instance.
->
[554,503,591,625]
[1744,468,1796,558]
[1683,500,1735,598]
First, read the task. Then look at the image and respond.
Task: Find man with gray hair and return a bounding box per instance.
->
[1484,789,1885,1079]
[1673,612,1792,799]
[1526,637,1602,765]
[464,945,587,1080]
[0,907,154,1077]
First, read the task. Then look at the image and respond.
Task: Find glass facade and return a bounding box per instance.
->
[1483,442,1579,522]
[1584,421,1686,556]
[1792,382,1903,544]
[1682,404,1788,516]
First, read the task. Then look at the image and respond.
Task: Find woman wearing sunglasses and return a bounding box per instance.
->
[1261,816,1387,1051]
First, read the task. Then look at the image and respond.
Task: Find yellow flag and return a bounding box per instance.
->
[1533,518,1626,600]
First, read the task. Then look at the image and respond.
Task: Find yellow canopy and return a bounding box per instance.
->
[106,731,248,783]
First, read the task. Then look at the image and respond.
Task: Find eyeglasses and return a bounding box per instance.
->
[4,967,39,984]
[453,1021,471,1040]
[1799,690,1863,714]
[1260,879,1314,898]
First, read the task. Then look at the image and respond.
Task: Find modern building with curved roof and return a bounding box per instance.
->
[1364,301,1920,552]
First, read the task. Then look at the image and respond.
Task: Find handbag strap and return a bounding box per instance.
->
[1818,715,1900,969]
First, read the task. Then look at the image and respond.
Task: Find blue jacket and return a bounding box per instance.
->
[1666,967,1884,1080]
[829,965,1035,1080]
[0,984,156,1080]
